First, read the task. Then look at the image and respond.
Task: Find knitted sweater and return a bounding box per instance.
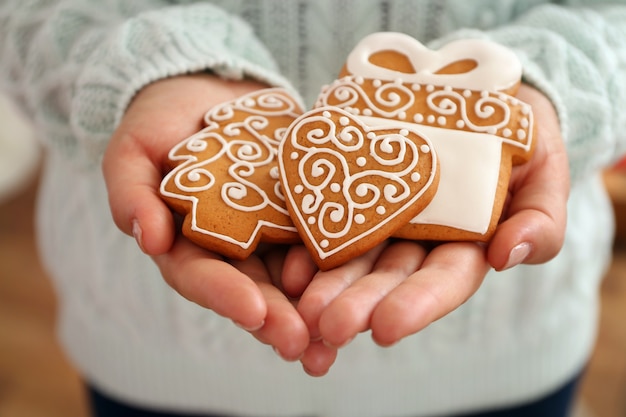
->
[1,1,625,416]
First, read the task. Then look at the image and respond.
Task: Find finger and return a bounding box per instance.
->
[296,242,387,341]
[489,86,570,271]
[232,256,310,361]
[318,241,426,348]
[488,159,569,271]
[261,245,290,290]
[152,236,267,330]
[300,340,338,377]
[371,242,489,347]
[103,134,175,255]
[281,245,318,298]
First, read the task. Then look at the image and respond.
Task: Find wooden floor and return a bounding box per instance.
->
[0,169,625,417]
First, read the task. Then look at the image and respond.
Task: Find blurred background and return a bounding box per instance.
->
[0,93,625,417]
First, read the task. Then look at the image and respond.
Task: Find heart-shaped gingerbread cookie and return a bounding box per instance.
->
[278,107,438,270]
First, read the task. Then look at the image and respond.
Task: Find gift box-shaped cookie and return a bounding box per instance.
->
[316,32,535,242]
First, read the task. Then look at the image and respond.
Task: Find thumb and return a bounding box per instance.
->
[102,132,175,255]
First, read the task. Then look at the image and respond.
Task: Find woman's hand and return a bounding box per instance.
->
[102,74,309,361]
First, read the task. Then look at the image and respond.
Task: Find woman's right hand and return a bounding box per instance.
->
[102,74,310,361]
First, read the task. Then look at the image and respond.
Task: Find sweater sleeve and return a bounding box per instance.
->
[0,0,292,164]
[435,3,626,184]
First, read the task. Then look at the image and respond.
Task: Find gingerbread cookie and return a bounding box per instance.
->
[278,107,438,270]
[160,88,303,260]
[316,32,535,242]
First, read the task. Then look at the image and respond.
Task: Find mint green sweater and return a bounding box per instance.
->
[1,1,624,416]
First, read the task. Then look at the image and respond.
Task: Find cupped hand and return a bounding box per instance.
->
[284,83,569,376]
[102,74,309,361]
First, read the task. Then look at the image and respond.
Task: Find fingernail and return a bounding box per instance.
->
[502,242,532,270]
[322,336,353,349]
[273,346,302,362]
[132,219,146,253]
[233,320,265,332]
[372,333,398,348]
[303,365,328,377]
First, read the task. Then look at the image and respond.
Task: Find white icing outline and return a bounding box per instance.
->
[278,107,437,260]
[160,88,301,249]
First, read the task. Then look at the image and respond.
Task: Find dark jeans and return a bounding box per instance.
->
[88,372,581,417]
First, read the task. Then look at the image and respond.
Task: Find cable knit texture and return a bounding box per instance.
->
[0,1,624,416]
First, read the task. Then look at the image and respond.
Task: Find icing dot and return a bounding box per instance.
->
[240,144,253,155]
[323,111,331,118]
[363,108,373,116]
[355,76,364,84]
[503,128,513,138]
[350,107,360,115]
[521,105,531,115]
[340,116,350,126]
[517,129,527,140]
[399,112,407,120]
[330,183,341,192]
[414,114,424,123]
[376,206,386,215]
[411,172,421,182]
[373,79,382,87]
[188,172,201,181]
[243,98,256,107]
[400,129,409,136]
[463,90,472,98]
[437,116,446,126]
[367,132,376,139]
[294,185,304,194]
[481,90,489,98]
[411,84,421,91]
[487,127,497,135]
[510,98,520,106]
[228,187,246,200]
[291,151,299,160]
[444,85,453,92]
[420,145,431,153]
[426,84,435,92]
[356,157,367,167]
[330,209,343,223]
[394,78,403,85]
[308,216,316,225]
[355,214,366,224]
[456,120,465,129]
[321,239,329,248]
[269,167,279,179]
[427,115,436,124]
[520,118,529,128]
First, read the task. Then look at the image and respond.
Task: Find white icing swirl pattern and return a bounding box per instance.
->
[317,76,533,152]
[160,89,301,250]
[279,107,437,259]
